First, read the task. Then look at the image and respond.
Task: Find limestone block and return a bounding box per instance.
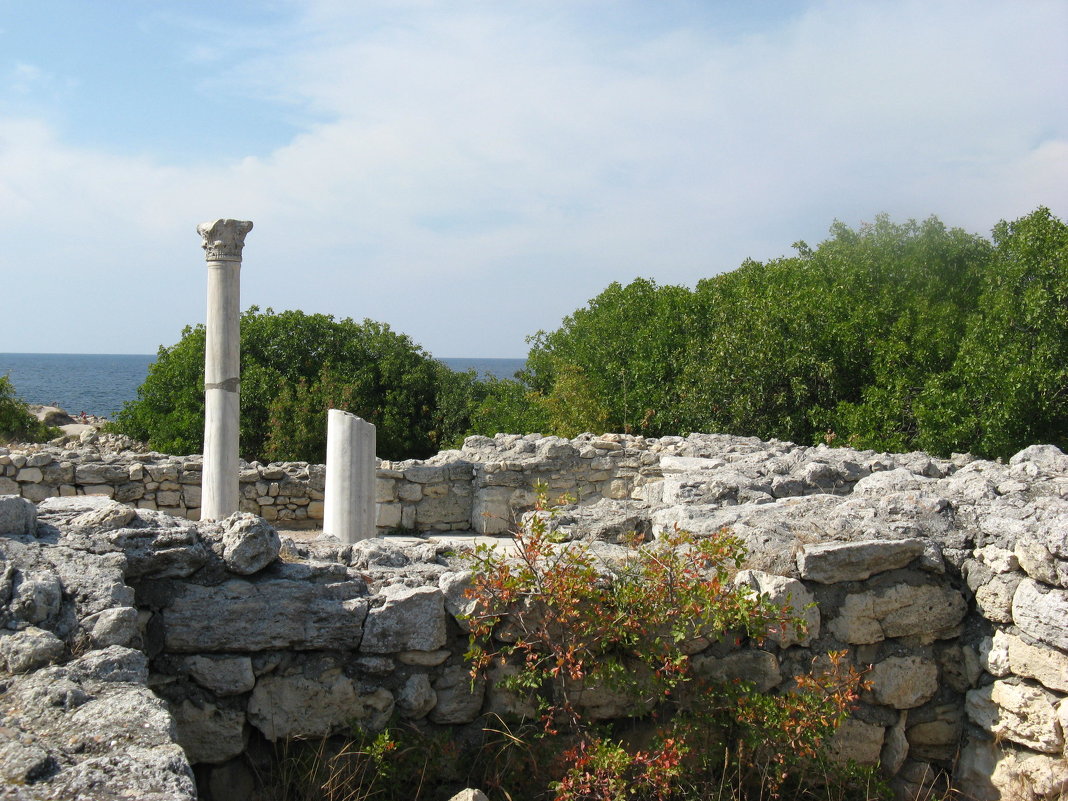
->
[974,573,1023,623]
[0,495,36,535]
[396,673,437,720]
[827,581,967,644]
[0,626,65,673]
[429,665,486,724]
[15,467,43,483]
[397,483,422,502]
[11,570,62,624]
[416,494,471,526]
[162,578,368,652]
[733,570,819,647]
[796,539,925,584]
[114,482,145,503]
[308,500,324,519]
[691,649,782,692]
[21,484,54,503]
[0,476,19,495]
[975,544,1019,574]
[157,490,182,507]
[375,478,397,502]
[472,486,514,535]
[960,738,1068,801]
[1012,578,1068,651]
[401,505,416,530]
[440,570,477,630]
[86,606,140,648]
[826,717,884,766]
[105,525,207,579]
[184,655,256,695]
[375,502,402,529]
[966,680,1064,753]
[362,584,447,653]
[182,485,201,507]
[172,700,246,764]
[1016,533,1068,588]
[880,711,909,777]
[219,512,280,575]
[867,656,939,709]
[997,630,1068,693]
[75,463,130,484]
[906,703,963,761]
[248,671,393,740]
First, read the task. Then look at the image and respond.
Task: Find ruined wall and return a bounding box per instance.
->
[0,435,1066,800]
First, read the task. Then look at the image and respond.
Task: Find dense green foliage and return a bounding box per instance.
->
[118,208,1065,463]
[0,376,58,444]
[515,207,1066,460]
[114,308,474,463]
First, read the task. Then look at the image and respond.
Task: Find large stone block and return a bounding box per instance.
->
[867,656,939,709]
[797,539,925,584]
[248,670,393,740]
[172,700,246,765]
[828,581,967,644]
[162,578,368,652]
[966,680,1064,754]
[362,584,447,653]
[0,495,36,536]
[1012,578,1068,651]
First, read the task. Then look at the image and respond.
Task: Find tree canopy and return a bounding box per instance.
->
[117,208,1066,463]
[114,307,476,463]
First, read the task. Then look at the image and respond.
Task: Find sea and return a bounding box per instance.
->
[0,353,526,420]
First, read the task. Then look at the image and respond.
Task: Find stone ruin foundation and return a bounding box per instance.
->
[0,431,1066,799]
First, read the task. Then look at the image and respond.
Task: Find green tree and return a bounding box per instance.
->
[916,207,1068,458]
[524,278,695,436]
[678,215,992,449]
[0,376,58,444]
[115,308,476,462]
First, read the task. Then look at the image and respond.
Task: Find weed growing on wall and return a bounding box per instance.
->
[463,487,874,800]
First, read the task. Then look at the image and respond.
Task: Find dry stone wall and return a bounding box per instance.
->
[0,433,1066,800]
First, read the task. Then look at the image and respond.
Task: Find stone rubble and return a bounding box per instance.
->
[0,432,1064,800]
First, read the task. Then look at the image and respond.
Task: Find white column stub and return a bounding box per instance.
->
[324,409,377,543]
[198,218,253,521]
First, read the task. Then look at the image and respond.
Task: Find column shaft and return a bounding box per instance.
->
[324,409,377,543]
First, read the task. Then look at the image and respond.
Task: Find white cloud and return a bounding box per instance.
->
[0,0,1065,355]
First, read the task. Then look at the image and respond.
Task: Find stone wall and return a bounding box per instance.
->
[0,434,1066,800]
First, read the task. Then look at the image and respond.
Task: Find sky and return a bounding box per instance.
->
[1,0,1065,358]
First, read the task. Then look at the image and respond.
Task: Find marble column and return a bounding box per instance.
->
[198,218,253,521]
[324,409,377,543]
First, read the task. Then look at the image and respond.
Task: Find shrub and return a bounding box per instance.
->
[0,375,58,444]
[462,489,874,800]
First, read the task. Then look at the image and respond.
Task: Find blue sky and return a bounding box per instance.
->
[2,0,1065,357]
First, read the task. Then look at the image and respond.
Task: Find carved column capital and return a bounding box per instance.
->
[197,219,253,262]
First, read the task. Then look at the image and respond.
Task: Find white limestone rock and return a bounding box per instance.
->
[184,655,256,695]
[867,655,939,709]
[734,569,819,647]
[219,512,280,574]
[0,495,36,536]
[429,665,486,725]
[362,584,447,653]
[10,568,62,624]
[1012,578,1068,651]
[0,626,65,673]
[828,581,967,644]
[396,673,437,720]
[171,699,247,764]
[162,577,368,652]
[966,680,1064,754]
[826,717,885,766]
[796,538,925,584]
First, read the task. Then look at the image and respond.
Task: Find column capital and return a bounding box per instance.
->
[197,219,253,262]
